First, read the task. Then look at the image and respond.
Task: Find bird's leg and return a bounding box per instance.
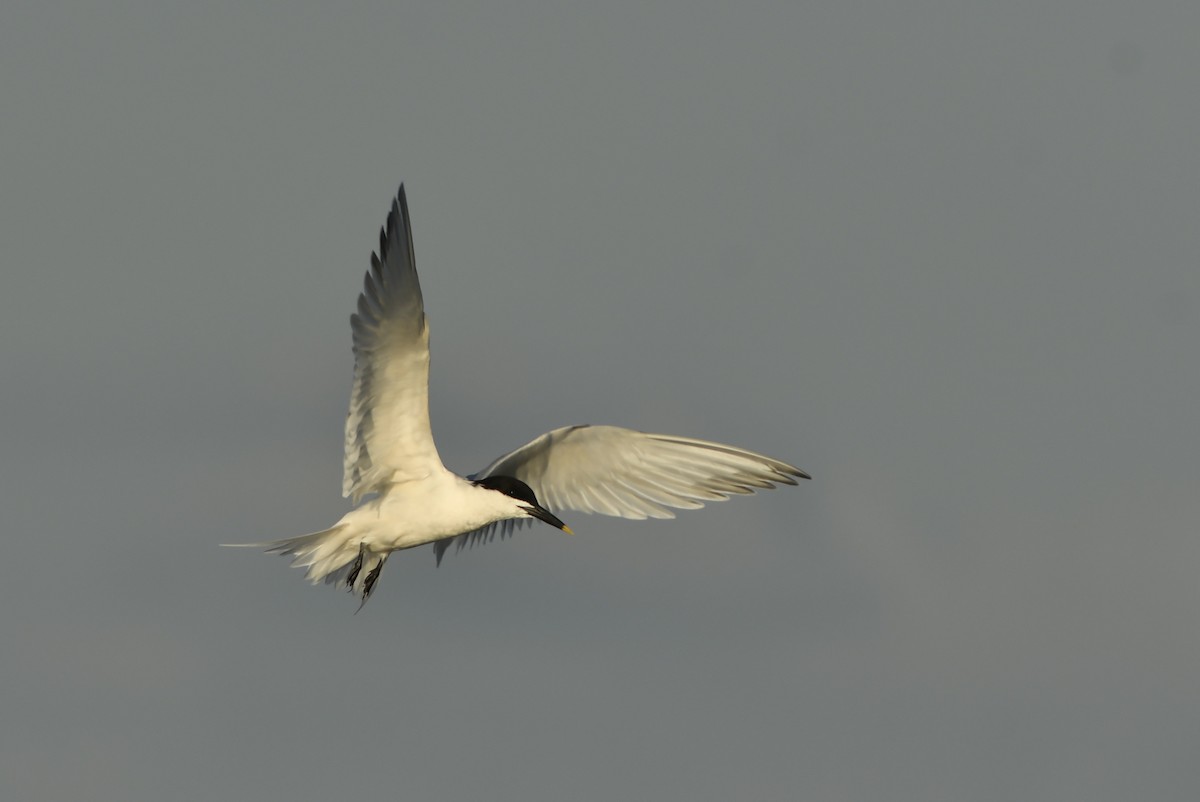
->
[345,543,366,592]
[355,554,387,614]
[363,558,384,600]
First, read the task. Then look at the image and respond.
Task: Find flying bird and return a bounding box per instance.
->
[229,185,808,608]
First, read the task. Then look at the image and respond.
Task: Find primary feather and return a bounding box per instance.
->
[432,425,808,563]
[342,188,444,501]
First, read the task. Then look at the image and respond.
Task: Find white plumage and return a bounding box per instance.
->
[229,184,808,607]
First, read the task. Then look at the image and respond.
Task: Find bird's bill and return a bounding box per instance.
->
[525,505,574,535]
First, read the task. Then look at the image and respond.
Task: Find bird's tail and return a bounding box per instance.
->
[224,525,389,606]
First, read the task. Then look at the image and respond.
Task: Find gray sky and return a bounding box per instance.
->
[4,2,1199,800]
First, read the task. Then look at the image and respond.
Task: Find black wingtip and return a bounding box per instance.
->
[396,184,410,225]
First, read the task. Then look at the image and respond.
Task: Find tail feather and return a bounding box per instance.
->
[224,525,391,608]
[226,525,358,586]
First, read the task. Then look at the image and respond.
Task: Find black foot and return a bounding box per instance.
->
[354,555,387,614]
[363,558,384,600]
[345,544,366,591]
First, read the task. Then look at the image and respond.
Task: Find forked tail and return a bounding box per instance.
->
[223,525,389,609]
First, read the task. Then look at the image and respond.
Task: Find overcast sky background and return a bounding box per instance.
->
[4,2,1199,800]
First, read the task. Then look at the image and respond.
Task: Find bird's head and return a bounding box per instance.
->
[473,475,573,534]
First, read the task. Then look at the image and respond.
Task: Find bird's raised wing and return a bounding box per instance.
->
[343,185,444,501]
[432,425,807,562]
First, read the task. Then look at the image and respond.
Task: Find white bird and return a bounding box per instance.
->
[229,185,808,608]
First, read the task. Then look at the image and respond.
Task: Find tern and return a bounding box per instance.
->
[229,185,808,608]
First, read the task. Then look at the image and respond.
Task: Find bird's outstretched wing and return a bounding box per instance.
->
[343,185,445,501]
[433,425,807,563]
